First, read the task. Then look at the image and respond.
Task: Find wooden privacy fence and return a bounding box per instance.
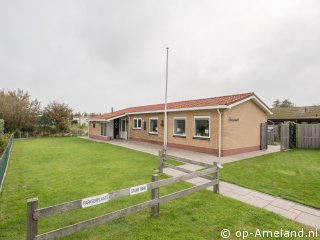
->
[0,134,14,192]
[280,123,290,150]
[296,124,320,148]
[27,161,219,239]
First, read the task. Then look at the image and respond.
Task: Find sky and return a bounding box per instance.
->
[1,0,320,113]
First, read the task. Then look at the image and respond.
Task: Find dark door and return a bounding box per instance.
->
[114,119,119,139]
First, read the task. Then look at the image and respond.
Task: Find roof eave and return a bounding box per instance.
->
[227,95,273,114]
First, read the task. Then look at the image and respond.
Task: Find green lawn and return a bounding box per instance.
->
[0,138,317,240]
[221,149,320,209]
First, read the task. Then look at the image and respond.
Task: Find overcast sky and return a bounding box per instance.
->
[1,0,320,113]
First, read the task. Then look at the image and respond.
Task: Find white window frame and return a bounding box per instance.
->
[173,117,187,137]
[149,117,158,134]
[132,118,142,130]
[100,122,107,136]
[193,116,210,139]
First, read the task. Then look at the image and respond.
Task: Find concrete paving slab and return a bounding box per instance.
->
[187,177,211,185]
[293,204,320,217]
[289,208,302,215]
[179,164,203,171]
[296,213,320,229]
[220,181,238,190]
[222,191,252,202]
[270,198,296,211]
[246,197,270,208]
[264,205,298,220]
[231,186,253,196]
[248,191,276,202]
[163,168,184,177]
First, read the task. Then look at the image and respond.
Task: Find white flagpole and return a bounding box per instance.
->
[164,47,169,155]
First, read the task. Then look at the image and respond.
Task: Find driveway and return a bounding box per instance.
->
[107,139,280,165]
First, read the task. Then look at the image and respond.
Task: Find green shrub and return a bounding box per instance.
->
[0,133,11,155]
[0,119,4,135]
[289,122,297,149]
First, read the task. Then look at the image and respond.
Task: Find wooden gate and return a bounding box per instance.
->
[280,123,289,150]
[260,122,268,150]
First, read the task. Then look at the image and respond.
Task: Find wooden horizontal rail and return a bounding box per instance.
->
[35,180,216,240]
[166,155,212,168]
[34,167,217,220]
[164,163,213,181]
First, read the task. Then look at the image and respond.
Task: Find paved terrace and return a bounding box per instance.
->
[86,138,320,229]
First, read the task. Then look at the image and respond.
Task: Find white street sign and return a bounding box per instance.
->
[130,184,148,195]
[81,193,109,208]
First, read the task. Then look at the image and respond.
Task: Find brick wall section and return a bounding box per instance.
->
[222,100,267,151]
[129,110,219,154]
[89,122,101,136]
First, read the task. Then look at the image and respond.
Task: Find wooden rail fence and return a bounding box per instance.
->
[27,158,219,239]
[159,150,219,193]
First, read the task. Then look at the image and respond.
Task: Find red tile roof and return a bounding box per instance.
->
[90,92,269,121]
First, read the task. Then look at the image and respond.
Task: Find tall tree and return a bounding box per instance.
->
[272,99,295,108]
[272,99,280,108]
[43,101,73,131]
[0,89,41,132]
[279,99,294,108]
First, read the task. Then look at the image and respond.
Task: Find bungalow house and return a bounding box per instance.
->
[268,106,320,124]
[88,92,272,156]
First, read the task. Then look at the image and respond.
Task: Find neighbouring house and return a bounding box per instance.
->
[88,92,272,156]
[72,116,89,126]
[268,106,320,124]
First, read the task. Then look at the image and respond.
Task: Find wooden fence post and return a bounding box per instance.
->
[158,150,164,173]
[151,174,159,217]
[27,197,38,240]
[213,162,219,193]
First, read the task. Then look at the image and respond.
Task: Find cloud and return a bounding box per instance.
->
[0,0,320,113]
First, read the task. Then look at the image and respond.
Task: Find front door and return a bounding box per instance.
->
[120,119,127,139]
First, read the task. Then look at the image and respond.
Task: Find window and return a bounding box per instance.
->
[173,117,186,136]
[149,118,158,134]
[100,122,107,136]
[133,118,142,129]
[194,116,210,138]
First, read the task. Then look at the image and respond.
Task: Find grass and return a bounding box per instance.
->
[221,149,320,209]
[0,138,317,240]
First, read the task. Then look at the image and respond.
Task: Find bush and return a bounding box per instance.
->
[0,119,4,135]
[289,122,297,149]
[0,133,11,155]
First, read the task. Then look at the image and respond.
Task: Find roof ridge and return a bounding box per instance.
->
[111,92,254,112]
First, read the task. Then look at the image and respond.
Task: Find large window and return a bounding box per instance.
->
[133,118,142,129]
[100,122,107,136]
[149,118,158,134]
[173,117,186,136]
[194,116,210,138]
